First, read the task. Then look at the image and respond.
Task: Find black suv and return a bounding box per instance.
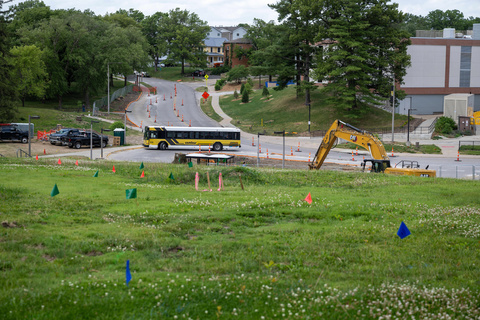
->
[0,124,29,143]
[67,131,108,149]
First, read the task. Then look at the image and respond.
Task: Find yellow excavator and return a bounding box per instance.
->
[470,111,480,125]
[308,120,436,177]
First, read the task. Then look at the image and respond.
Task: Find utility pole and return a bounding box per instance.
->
[391,78,395,143]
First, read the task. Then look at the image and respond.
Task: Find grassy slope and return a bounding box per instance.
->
[1,158,479,319]
[220,86,408,135]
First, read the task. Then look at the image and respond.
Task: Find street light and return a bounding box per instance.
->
[90,120,99,160]
[28,115,40,157]
[100,128,111,159]
[391,78,396,143]
[107,62,122,114]
[274,130,286,169]
[406,108,417,146]
[256,132,264,167]
[124,110,132,145]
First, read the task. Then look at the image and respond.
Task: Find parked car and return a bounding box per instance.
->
[49,128,80,146]
[192,70,205,77]
[0,124,29,143]
[67,131,108,149]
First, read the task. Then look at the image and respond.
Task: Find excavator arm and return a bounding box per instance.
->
[309,120,389,170]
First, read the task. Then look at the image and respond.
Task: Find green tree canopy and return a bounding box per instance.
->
[9,45,47,106]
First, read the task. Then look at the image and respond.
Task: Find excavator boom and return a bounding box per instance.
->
[309,120,388,169]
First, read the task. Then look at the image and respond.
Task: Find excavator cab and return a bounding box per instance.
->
[362,159,391,173]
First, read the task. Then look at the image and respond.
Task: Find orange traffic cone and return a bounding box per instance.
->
[455,150,461,162]
[58,158,62,165]
[112,165,116,173]
[75,160,78,166]
[43,149,46,155]
[140,170,145,178]
[35,155,38,160]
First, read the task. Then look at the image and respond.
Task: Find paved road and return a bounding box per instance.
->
[126,77,219,128]
[83,76,480,179]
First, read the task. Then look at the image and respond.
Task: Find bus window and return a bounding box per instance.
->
[150,131,158,139]
[189,132,194,139]
[195,132,199,139]
[167,131,175,139]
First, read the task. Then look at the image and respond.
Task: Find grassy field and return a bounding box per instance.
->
[1,158,480,319]
[220,86,409,135]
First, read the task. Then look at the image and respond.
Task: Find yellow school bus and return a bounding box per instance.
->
[143,126,241,151]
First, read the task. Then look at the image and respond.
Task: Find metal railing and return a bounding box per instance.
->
[16,149,29,158]
[459,141,480,150]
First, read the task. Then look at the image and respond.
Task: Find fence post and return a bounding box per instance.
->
[438,165,442,178]
[456,166,458,179]
[473,165,476,180]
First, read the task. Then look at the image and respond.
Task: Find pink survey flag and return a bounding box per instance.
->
[304,192,312,204]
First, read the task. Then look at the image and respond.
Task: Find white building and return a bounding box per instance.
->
[398,24,480,115]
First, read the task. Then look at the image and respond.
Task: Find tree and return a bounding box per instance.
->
[227,65,249,84]
[9,45,47,106]
[241,89,249,103]
[0,0,19,121]
[163,8,210,74]
[141,12,169,71]
[269,0,322,105]
[426,9,468,30]
[316,0,410,116]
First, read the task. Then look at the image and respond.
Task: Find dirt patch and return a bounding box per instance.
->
[86,250,103,257]
[43,254,56,262]
[168,246,184,253]
[2,221,21,228]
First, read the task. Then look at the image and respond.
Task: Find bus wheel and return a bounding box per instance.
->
[158,142,168,150]
[213,142,223,151]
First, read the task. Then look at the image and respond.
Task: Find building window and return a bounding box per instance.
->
[217,48,221,53]
[459,46,471,87]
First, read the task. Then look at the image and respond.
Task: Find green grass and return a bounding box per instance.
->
[459,145,480,155]
[339,142,442,154]
[1,158,480,319]
[220,86,408,135]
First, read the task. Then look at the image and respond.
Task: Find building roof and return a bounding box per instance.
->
[204,37,228,47]
[223,38,252,44]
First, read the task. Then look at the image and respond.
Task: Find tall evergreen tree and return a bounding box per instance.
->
[316,0,410,116]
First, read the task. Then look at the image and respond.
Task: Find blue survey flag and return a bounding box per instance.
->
[126,260,132,286]
[397,221,411,239]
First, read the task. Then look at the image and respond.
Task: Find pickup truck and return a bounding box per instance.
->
[49,128,80,145]
[67,131,108,149]
[0,124,29,143]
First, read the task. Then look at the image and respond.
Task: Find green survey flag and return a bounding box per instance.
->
[126,188,137,199]
[93,170,99,177]
[139,162,144,169]
[169,172,175,180]
[50,184,60,197]
[188,161,193,168]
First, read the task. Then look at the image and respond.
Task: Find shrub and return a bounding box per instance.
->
[262,86,269,97]
[233,90,239,99]
[215,83,221,91]
[109,121,125,131]
[242,90,249,103]
[435,116,457,135]
[247,77,254,88]
[240,83,246,95]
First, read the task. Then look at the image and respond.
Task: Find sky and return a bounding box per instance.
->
[7,0,480,26]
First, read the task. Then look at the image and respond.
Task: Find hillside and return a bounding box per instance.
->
[1,158,479,319]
